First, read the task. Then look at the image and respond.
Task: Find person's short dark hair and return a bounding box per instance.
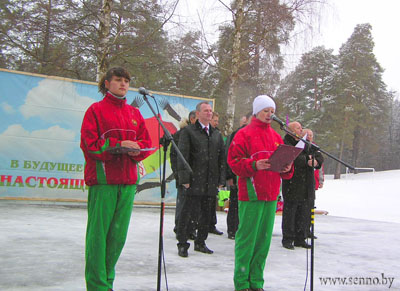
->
[212,112,219,118]
[98,67,131,95]
[188,110,196,120]
[245,111,252,119]
[196,101,209,112]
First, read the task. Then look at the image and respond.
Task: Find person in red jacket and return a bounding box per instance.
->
[315,164,324,190]
[80,67,151,291]
[228,95,293,291]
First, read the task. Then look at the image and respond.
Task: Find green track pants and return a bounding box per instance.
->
[234,200,277,291]
[85,184,136,291]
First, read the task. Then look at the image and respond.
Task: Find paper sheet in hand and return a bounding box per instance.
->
[268,144,303,172]
[295,132,307,149]
[105,146,156,154]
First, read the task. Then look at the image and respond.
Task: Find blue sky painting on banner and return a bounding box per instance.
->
[0,69,212,203]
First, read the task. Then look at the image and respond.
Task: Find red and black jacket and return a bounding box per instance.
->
[228,118,293,201]
[80,93,152,186]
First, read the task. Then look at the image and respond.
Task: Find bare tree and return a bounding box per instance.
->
[210,0,326,135]
[223,0,244,135]
[96,0,113,81]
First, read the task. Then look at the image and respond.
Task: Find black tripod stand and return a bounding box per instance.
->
[139,88,192,291]
[271,115,355,291]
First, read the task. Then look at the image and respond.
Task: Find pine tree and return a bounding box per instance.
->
[277,46,336,132]
[166,32,214,97]
[0,0,85,77]
[212,0,296,134]
[276,24,394,176]
[0,0,177,84]
[211,0,323,135]
[383,93,400,169]
[330,23,390,176]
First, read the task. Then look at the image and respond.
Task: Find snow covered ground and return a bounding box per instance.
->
[316,169,400,224]
[0,170,399,291]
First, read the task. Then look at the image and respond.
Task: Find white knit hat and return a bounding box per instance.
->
[252,95,276,115]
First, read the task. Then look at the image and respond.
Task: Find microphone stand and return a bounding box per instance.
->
[274,120,355,291]
[140,92,192,291]
[310,149,316,291]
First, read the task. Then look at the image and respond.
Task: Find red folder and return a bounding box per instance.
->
[268,144,303,172]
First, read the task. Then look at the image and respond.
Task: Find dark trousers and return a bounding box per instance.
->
[174,185,184,228]
[281,200,308,243]
[177,193,214,247]
[209,195,218,231]
[174,185,196,234]
[227,185,239,235]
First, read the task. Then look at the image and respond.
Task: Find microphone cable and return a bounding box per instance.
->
[303,244,309,291]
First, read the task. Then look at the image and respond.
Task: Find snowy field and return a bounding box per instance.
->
[0,170,399,291]
[316,169,400,224]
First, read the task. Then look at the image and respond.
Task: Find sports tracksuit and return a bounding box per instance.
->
[80,93,151,291]
[228,118,293,291]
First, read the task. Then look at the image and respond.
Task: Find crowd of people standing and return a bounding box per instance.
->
[170,97,324,291]
[80,66,324,291]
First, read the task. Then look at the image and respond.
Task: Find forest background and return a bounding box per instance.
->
[1,0,399,178]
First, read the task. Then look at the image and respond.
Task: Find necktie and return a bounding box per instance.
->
[204,127,209,135]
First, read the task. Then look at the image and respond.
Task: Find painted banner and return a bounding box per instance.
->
[0,69,213,204]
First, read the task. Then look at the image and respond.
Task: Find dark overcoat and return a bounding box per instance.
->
[282,134,324,202]
[177,120,226,197]
[170,128,183,186]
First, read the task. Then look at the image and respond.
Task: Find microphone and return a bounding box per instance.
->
[270,114,286,127]
[138,87,154,98]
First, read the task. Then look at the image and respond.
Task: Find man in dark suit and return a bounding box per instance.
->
[208,111,224,236]
[176,101,226,257]
[281,122,324,250]
[171,110,197,238]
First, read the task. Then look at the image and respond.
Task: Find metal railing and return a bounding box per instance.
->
[345,167,375,178]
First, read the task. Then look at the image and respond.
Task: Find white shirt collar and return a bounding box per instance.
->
[199,121,209,131]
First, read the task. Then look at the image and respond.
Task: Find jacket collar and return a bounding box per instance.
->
[250,117,271,129]
[195,119,214,135]
[104,92,127,107]
[284,134,297,146]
